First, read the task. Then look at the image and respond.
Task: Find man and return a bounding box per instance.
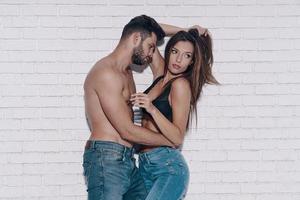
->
[83,15,173,200]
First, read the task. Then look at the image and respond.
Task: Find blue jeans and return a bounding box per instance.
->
[83,140,147,200]
[138,147,189,200]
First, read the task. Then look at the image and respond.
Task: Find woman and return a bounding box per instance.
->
[130,25,219,200]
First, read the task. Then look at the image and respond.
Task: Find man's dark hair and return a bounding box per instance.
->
[121,15,165,44]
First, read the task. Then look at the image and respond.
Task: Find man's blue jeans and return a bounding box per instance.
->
[83,141,147,200]
[139,147,189,200]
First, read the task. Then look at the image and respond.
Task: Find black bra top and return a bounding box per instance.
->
[142,76,174,121]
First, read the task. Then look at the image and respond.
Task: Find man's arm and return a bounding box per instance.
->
[159,23,187,36]
[96,70,174,147]
[159,23,208,36]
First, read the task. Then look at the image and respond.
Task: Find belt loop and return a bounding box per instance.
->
[166,147,171,153]
[122,148,126,161]
[91,140,95,149]
[145,153,150,164]
[131,148,135,157]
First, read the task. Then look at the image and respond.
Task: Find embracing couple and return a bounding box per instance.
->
[83,15,218,200]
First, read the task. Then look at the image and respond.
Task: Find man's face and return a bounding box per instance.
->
[132,33,157,65]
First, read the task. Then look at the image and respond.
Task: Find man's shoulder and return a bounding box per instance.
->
[86,58,123,90]
[93,57,112,73]
[89,58,118,79]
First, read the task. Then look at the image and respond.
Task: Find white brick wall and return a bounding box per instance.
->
[0,1,299,199]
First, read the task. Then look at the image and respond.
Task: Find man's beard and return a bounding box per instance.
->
[132,43,152,65]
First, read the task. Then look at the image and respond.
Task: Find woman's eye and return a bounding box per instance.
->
[185,54,192,58]
[171,49,177,54]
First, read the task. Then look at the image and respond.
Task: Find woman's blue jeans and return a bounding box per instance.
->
[138,147,190,200]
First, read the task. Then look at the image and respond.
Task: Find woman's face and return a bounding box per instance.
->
[167,41,194,75]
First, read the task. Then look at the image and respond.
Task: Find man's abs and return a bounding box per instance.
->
[84,89,133,147]
[88,130,132,147]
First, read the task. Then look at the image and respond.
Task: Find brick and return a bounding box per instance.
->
[3,17,39,28]
[254,63,289,72]
[243,73,276,84]
[278,73,300,83]
[240,6,277,16]
[0,28,23,39]
[262,150,297,161]
[23,74,59,85]
[221,0,256,5]
[0,74,22,84]
[205,183,240,193]
[240,161,276,171]
[22,97,61,107]
[42,174,79,185]
[39,16,76,28]
[222,172,256,182]
[0,5,19,16]
[207,161,240,172]
[278,5,300,16]
[278,95,300,105]
[0,186,23,198]
[220,85,255,95]
[23,185,60,197]
[183,0,219,5]
[35,63,72,74]
[217,63,252,73]
[0,120,21,130]
[23,141,60,152]
[0,142,22,153]
[228,151,261,161]
[168,6,207,17]
[242,28,278,39]
[60,184,86,196]
[20,5,57,16]
[0,164,23,175]
[0,85,40,97]
[112,0,145,5]
[241,183,277,193]
[223,17,260,28]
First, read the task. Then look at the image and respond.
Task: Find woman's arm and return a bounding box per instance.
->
[131,78,191,147]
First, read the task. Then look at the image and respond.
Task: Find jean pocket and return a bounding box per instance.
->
[166,163,187,176]
[83,160,91,177]
[83,149,95,177]
[101,150,123,162]
[167,162,188,176]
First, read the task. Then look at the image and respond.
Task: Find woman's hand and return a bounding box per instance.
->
[189,25,209,36]
[130,93,156,114]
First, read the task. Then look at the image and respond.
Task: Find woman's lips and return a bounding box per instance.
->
[172,64,181,69]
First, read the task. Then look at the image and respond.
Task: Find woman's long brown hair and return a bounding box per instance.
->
[164,29,219,128]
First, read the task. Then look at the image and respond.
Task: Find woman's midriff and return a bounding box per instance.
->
[140,116,163,152]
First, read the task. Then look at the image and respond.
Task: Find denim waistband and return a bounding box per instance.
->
[85,140,135,157]
[139,146,174,155]
[139,147,177,162]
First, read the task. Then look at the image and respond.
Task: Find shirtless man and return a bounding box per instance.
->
[82,15,173,200]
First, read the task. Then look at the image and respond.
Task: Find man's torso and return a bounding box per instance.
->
[84,58,136,147]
